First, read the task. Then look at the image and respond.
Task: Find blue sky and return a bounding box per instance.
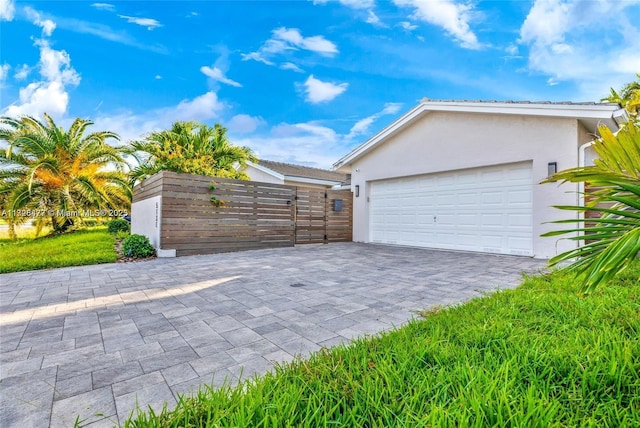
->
[1,0,639,168]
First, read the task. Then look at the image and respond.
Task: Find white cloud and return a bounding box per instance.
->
[171,92,223,121]
[14,64,31,80]
[118,14,162,30]
[94,91,225,144]
[242,27,338,65]
[228,114,265,134]
[520,0,569,46]
[229,103,403,169]
[366,10,385,27]
[0,63,9,82]
[0,0,14,21]
[2,39,80,119]
[280,62,304,73]
[346,102,402,140]
[24,7,56,36]
[314,0,375,9]
[613,52,640,74]
[200,65,242,87]
[505,43,519,56]
[36,40,80,85]
[518,0,640,99]
[91,3,115,12]
[273,27,338,55]
[393,0,481,49]
[302,75,348,104]
[234,121,341,168]
[315,0,381,26]
[240,52,274,65]
[551,43,572,54]
[381,103,402,115]
[54,17,168,54]
[154,75,162,79]
[4,81,70,119]
[399,21,418,31]
[340,0,375,9]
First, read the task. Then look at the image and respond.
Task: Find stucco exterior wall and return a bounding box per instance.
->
[577,121,595,147]
[244,165,283,184]
[348,111,582,259]
[131,195,162,249]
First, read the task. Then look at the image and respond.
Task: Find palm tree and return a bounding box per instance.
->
[542,122,640,292]
[126,121,257,185]
[601,74,640,123]
[0,113,130,236]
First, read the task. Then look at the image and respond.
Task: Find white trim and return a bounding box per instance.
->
[246,161,285,181]
[333,101,626,170]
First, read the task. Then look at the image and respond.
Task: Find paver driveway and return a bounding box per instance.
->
[0,243,546,427]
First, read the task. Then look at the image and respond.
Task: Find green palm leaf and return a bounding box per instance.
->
[0,113,130,237]
[126,121,257,185]
[542,121,640,292]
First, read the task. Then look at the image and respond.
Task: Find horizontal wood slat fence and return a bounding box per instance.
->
[132,171,352,256]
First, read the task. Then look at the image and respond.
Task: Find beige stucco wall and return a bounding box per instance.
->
[244,164,283,184]
[577,121,595,147]
[348,111,584,259]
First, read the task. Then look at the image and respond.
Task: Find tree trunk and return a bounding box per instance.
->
[8,220,16,241]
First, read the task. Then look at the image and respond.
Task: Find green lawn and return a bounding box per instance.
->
[125,264,640,427]
[0,228,118,273]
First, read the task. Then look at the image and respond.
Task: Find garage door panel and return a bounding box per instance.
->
[508,213,531,227]
[480,169,504,183]
[508,190,531,203]
[457,172,477,185]
[369,162,533,256]
[480,213,503,227]
[481,191,504,204]
[507,166,532,180]
[457,214,478,227]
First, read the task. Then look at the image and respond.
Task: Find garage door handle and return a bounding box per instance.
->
[434,216,436,223]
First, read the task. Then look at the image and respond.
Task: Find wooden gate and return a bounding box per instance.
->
[295,188,353,244]
[132,171,352,256]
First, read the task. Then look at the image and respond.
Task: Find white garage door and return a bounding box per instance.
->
[369,162,533,256]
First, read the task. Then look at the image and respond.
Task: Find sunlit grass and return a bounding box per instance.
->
[0,223,52,241]
[124,263,640,427]
[0,227,118,273]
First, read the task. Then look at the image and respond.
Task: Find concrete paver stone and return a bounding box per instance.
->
[0,243,545,426]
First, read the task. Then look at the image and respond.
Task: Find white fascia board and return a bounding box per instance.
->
[285,176,343,186]
[333,101,624,169]
[422,101,624,121]
[246,161,285,181]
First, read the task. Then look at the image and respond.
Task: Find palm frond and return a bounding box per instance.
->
[543,121,640,292]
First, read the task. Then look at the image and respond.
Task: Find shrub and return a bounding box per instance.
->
[115,230,130,240]
[122,234,155,258]
[107,218,130,234]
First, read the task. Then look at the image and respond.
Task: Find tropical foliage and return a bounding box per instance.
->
[542,121,640,292]
[601,73,640,123]
[0,114,130,239]
[126,121,256,184]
